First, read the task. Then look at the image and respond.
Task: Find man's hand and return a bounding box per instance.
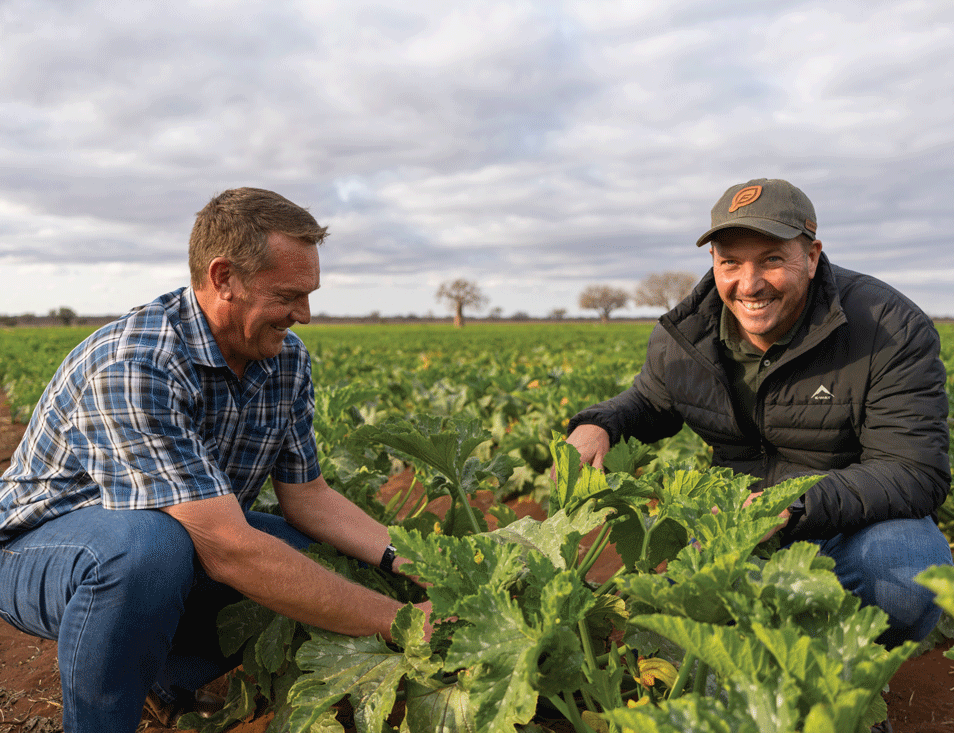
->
[393,555,428,588]
[743,491,791,542]
[161,494,409,641]
[563,424,611,471]
[416,600,435,642]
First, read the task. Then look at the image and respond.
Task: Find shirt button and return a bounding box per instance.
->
[763,359,771,367]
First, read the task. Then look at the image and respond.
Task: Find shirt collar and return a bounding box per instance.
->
[175,287,279,383]
[176,287,232,370]
[719,285,813,356]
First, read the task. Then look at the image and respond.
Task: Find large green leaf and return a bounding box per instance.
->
[256,613,298,674]
[390,529,528,620]
[354,415,489,486]
[629,614,776,683]
[403,677,476,733]
[548,436,611,515]
[602,436,656,475]
[444,572,593,733]
[443,588,540,732]
[290,629,411,733]
[488,503,609,570]
[217,599,276,657]
[617,550,752,625]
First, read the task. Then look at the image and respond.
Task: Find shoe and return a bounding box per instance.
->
[143,689,225,726]
[870,719,893,733]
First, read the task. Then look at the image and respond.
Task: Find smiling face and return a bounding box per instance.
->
[214,231,320,376]
[710,230,822,352]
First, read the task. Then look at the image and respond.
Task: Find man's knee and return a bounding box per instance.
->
[874,573,943,646]
[824,517,953,647]
[0,507,197,641]
[98,510,196,600]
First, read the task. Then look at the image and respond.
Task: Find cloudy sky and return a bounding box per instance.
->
[2,1,952,319]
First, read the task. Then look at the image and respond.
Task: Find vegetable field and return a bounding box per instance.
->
[1,321,954,733]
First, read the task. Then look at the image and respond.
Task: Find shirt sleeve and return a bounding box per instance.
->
[67,359,233,509]
[270,357,321,485]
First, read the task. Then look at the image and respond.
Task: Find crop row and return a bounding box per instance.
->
[2,322,954,731]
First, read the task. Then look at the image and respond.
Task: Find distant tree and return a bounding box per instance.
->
[49,306,78,326]
[510,311,530,321]
[633,271,697,311]
[436,279,488,328]
[548,308,567,320]
[488,306,504,320]
[579,285,629,323]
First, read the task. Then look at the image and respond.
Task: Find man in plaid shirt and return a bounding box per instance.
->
[0,188,429,732]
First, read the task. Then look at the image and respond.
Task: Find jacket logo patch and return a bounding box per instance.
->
[729,185,762,212]
[811,385,833,401]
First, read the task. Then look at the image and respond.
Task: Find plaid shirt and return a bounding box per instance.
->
[0,287,320,542]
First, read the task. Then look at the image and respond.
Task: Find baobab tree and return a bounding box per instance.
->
[633,272,697,311]
[578,285,629,323]
[435,278,488,328]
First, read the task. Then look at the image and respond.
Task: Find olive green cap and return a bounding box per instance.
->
[695,178,818,246]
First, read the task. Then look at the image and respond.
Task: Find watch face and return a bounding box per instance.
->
[380,544,397,572]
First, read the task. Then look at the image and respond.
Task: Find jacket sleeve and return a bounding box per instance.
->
[787,305,951,541]
[567,323,685,445]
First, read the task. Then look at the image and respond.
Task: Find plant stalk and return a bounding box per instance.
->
[577,524,612,579]
[453,483,483,535]
[692,660,710,696]
[561,690,593,733]
[667,652,697,700]
[383,474,419,525]
[593,566,625,596]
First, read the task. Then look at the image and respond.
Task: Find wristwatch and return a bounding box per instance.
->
[380,544,397,573]
[785,497,806,529]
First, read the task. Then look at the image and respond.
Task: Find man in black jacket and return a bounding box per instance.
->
[567,178,952,651]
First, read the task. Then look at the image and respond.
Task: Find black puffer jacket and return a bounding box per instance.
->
[568,253,950,541]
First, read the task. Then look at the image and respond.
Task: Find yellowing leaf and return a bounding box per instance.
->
[581,710,609,732]
[627,696,650,708]
[638,657,679,690]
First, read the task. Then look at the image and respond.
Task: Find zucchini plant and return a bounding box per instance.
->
[181,414,919,733]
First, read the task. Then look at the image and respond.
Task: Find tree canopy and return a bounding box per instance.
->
[436,278,488,327]
[578,285,628,323]
[633,271,697,311]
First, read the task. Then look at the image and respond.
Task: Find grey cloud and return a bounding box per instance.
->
[0,0,952,316]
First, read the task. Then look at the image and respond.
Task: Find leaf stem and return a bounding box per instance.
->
[692,660,710,696]
[576,618,607,714]
[577,524,611,579]
[593,566,625,596]
[560,690,593,733]
[406,491,429,519]
[383,474,418,525]
[453,483,483,535]
[667,652,696,700]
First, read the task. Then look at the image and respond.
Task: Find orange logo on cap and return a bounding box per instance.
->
[729,185,762,212]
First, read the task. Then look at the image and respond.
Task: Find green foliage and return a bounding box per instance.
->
[4,322,953,732]
[0,326,97,422]
[184,424,921,733]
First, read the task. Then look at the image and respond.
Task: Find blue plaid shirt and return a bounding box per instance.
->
[0,287,320,542]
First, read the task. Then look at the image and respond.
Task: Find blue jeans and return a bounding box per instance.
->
[0,506,312,733]
[805,516,953,649]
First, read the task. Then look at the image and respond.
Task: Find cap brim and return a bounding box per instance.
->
[695,219,805,247]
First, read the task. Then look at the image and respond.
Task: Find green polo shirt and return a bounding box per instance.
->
[718,302,811,431]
